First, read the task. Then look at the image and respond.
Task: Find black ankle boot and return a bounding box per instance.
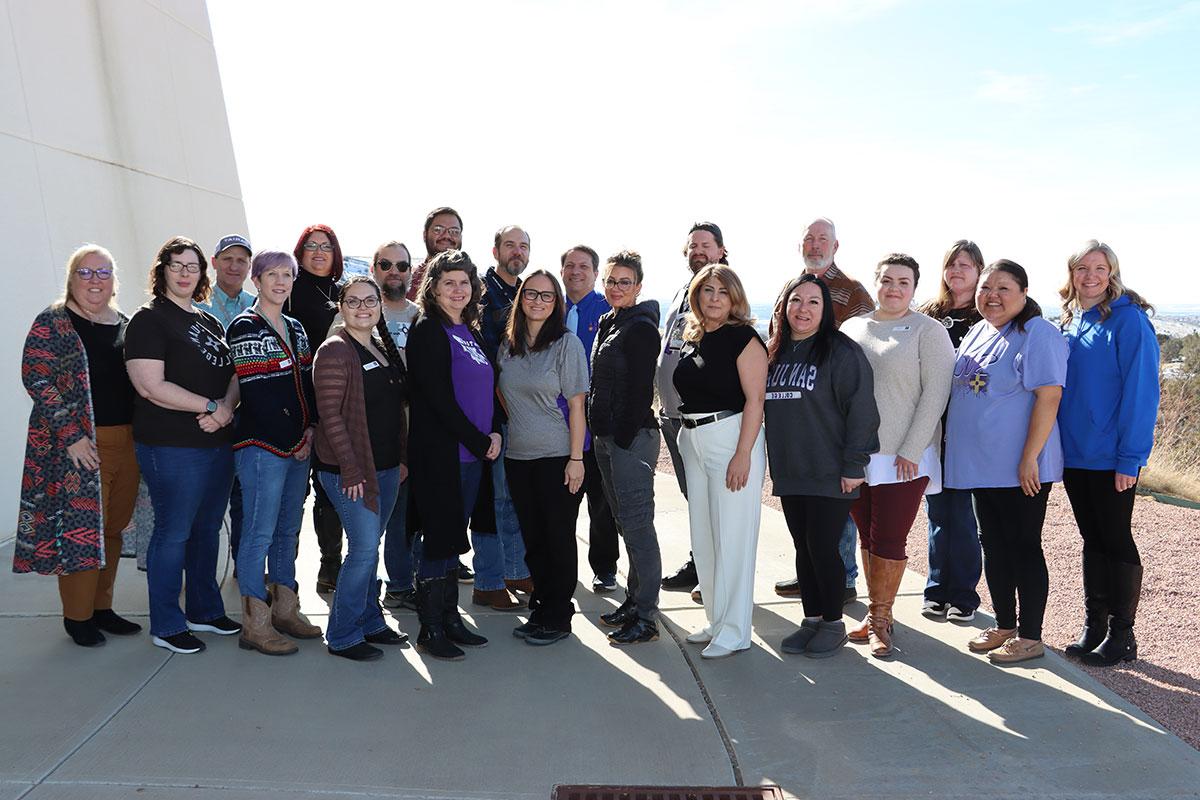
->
[91,608,142,636]
[600,595,637,628]
[661,554,697,591]
[64,617,106,647]
[312,500,343,592]
[414,577,464,661]
[1065,550,1109,658]
[1083,561,1142,666]
[442,569,487,647]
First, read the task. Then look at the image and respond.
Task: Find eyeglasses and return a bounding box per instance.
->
[604,277,636,290]
[521,289,556,303]
[430,225,461,236]
[377,259,410,272]
[167,261,201,274]
[342,295,380,309]
[302,242,334,252]
[76,268,114,281]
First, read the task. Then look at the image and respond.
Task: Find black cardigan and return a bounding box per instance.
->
[588,299,660,449]
[405,315,500,560]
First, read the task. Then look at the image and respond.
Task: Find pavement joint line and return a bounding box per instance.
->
[30,650,174,789]
[31,778,543,799]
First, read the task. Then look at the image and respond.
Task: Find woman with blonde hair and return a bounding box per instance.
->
[1058,240,1158,666]
[15,245,141,647]
[672,264,768,659]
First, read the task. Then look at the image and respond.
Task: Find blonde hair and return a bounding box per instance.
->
[682,264,755,343]
[1059,240,1152,328]
[57,243,119,310]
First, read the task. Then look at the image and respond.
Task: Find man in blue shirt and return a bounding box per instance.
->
[561,245,618,591]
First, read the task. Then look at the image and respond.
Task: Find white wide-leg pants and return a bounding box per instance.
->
[678,412,766,651]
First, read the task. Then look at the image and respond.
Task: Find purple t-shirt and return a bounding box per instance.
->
[944,316,1068,489]
[445,323,494,462]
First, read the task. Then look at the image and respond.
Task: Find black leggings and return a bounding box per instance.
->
[780,495,853,621]
[972,485,1051,640]
[505,456,584,631]
[1062,468,1140,565]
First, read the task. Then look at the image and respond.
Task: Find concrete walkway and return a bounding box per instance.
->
[2,473,1198,800]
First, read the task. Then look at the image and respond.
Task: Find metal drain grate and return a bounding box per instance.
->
[552,786,785,800]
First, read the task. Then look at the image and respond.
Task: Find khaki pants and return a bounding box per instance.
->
[58,425,140,621]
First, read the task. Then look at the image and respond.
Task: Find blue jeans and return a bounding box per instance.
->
[471,426,529,587]
[925,488,982,611]
[382,479,420,591]
[839,516,859,587]
[136,443,234,637]
[319,467,401,650]
[420,460,482,580]
[234,447,310,602]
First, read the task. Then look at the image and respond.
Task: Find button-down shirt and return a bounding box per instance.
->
[200,287,256,330]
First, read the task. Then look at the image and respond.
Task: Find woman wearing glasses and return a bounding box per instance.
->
[312,276,409,661]
[287,224,347,594]
[497,270,590,646]
[589,251,664,646]
[15,245,141,647]
[125,237,241,654]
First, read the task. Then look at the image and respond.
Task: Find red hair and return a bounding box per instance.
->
[292,223,344,281]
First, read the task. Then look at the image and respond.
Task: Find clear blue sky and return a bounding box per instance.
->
[208,0,1199,307]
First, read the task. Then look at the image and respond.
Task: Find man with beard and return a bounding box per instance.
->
[658,222,728,598]
[406,207,463,301]
[774,217,874,603]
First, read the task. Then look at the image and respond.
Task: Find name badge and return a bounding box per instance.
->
[363,361,381,371]
[278,358,293,369]
[892,325,912,332]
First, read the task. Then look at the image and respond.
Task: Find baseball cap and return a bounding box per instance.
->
[214,234,252,257]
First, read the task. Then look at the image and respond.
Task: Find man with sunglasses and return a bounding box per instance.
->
[406,207,464,301]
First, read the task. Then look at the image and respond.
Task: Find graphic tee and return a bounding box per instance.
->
[446,323,494,462]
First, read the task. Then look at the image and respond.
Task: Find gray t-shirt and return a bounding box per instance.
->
[498,332,590,460]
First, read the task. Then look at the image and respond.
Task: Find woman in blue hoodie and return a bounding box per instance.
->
[1058,240,1158,667]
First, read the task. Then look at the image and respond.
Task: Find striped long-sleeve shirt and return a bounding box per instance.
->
[227,309,316,456]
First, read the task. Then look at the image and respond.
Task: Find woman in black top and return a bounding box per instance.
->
[15,244,141,647]
[671,265,767,659]
[287,223,346,594]
[916,240,984,622]
[588,250,663,646]
[125,236,241,655]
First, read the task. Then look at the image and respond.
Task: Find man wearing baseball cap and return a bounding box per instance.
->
[201,234,256,329]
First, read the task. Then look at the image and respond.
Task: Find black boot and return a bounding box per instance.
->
[600,594,637,628]
[1065,549,1110,658]
[64,617,105,647]
[313,500,343,593]
[415,577,464,661]
[443,569,488,648]
[1083,561,1142,666]
[661,554,697,591]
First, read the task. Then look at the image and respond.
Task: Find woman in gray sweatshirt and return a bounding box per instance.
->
[765,275,880,659]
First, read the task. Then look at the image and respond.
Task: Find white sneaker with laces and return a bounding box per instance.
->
[921,600,948,617]
[946,605,975,622]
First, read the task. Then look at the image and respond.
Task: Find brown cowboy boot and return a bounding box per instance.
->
[238,596,298,656]
[268,583,322,639]
[868,554,907,659]
[849,548,872,643]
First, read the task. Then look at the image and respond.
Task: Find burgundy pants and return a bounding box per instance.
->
[851,478,929,560]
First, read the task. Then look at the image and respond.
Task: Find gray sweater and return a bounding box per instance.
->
[764,334,880,499]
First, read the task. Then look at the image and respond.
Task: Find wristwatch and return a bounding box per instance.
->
[204,399,218,415]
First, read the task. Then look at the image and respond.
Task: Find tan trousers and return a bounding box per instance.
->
[58,425,140,621]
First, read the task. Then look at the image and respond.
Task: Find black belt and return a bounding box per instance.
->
[681,410,738,429]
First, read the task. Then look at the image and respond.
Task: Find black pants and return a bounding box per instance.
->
[506,456,584,632]
[780,495,853,622]
[583,447,620,576]
[1062,468,1140,565]
[972,484,1051,640]
[309,465,343,563]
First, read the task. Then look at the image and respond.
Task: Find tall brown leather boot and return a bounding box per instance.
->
[268,583,323,639]
[238,596,298,656]
[868,554,907,659]
[849,548,872,643]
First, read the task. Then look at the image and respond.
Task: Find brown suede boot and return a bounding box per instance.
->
[268,583,323,639]
[848,548,872,644]
[868,555,907,659]
[239,596,298,656]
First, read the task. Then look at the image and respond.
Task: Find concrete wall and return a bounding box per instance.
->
[1,0,247,535]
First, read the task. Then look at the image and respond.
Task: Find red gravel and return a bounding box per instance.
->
[656,444,1200,751]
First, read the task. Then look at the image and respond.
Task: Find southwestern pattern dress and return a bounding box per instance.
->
[13,306,107,575]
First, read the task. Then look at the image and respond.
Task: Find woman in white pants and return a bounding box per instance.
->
[672,265,767,659]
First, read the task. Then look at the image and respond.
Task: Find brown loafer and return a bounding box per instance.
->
[471,589,526,611]
[505,577,535,595]
[987,637,1044,663]
[968,626,1017,653]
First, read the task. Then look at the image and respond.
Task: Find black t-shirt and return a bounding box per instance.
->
[933,306,982,349]
[68,308,135,426]
[673,324,765,414]
[124,297,235,447]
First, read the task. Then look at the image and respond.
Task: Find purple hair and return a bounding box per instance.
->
[251,250,298,280]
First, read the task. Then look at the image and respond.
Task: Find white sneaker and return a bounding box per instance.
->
[921,600,948,617]
[685,629,712,645]
[946,606,976,622]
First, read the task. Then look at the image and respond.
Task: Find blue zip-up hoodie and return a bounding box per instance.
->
[1058,294,1160,476]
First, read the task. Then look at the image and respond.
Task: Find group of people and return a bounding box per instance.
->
[15,209,1159,669]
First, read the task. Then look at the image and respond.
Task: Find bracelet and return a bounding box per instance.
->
[569,457,584,462]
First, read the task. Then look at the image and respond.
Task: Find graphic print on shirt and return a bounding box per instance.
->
[451,333,489,366]
[953,325,1012,398]
[766,361,819,400]
[188,319,233,368]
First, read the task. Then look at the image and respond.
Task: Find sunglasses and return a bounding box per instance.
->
[377,259,410,272]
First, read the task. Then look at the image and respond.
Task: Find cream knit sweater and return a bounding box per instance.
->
[840,310,955,464]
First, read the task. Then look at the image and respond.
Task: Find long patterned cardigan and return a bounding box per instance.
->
[13,305,114,575]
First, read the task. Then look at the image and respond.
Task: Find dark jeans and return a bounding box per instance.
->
[583,446,620,576]
[658,414,688,498]
[924,487,982,611]
[506,456,585,631]
[418,459,483,580]
[781,495,853,622]
[593,430,662,621]
[309,464,343,563]
[383,480,419,592]
[227,476,243,565]
[851,478,929,560]
[973,484,1051,640]
[1062,468,1140,565]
